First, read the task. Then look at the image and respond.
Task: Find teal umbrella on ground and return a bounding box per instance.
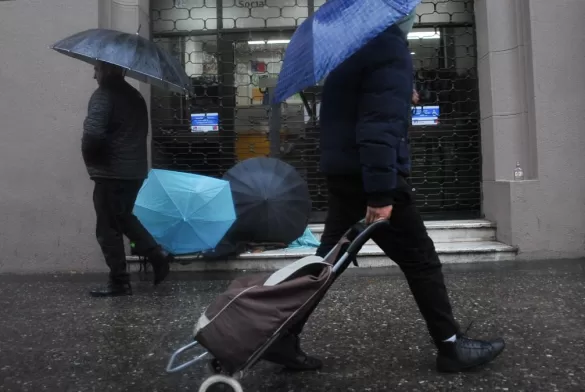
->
[133,169,236,255]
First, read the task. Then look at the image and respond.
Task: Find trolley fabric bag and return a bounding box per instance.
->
[166,220,388,392]
[193,254,338,374]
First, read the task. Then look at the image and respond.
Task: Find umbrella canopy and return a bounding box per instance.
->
[273,0,420,103]
[134,169,236,255]
[51,29,191,94]
[288,227,321,249]
[223,158,311,245]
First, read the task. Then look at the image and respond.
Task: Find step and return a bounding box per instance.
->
[309,220,497,243]
[130,241,517,272]
[126,220,516,272]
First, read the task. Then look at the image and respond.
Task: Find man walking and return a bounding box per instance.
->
[83,61,172,297]
[264,22,505,373]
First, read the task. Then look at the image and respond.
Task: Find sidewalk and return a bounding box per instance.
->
[1,260,584,391]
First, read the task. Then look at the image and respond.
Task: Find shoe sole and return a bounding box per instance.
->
[437,344,506,373]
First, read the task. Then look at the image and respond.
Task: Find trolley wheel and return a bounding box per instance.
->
[198,375,243,392]
[207,358,223,374]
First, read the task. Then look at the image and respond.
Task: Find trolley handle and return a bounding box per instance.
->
[345,219,390,258]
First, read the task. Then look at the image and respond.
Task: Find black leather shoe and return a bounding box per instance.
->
[147,247,173,285]
[89,281,132,298]
[262,334,323,371]
[436,335,505,373]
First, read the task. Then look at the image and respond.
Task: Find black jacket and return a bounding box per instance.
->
[319,24,413,207]
[82,80,149,180]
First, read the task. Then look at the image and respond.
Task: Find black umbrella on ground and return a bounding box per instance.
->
[51,28,191,94]
[223,157,312,245]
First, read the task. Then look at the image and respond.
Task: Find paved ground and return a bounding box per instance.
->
[1,260,584,392]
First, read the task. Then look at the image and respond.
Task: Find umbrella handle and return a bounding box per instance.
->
[299,91,313,118]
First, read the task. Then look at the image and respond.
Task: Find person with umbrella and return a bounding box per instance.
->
[269,1,505,373]
[52,28,191,297]
[81,61,173,297]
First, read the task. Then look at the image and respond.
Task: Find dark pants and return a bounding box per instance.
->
[291,175,459,345]
[93,179,158,283]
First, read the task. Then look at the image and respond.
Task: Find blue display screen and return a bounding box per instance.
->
[191,113,219,132]
[411,105,440,126]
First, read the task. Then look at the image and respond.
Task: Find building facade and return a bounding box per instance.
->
[0,0,584,273]
[149,0,481,223]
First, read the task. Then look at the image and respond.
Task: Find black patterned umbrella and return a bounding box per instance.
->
[223,158,312,245]
[51,28,191,94]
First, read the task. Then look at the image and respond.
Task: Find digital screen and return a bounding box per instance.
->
[411,105,439,126]
[191,113,219,133]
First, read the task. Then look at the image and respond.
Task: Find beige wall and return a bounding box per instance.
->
[477,0,585,259]
[0,0,101,273]
[0,0,149,273]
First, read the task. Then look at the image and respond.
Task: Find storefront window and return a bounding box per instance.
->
[150,35,218,130]
[152,0,218,33]
[185,35,218,81]
[231,36,305,162]
[407,21,480,217]
[410,26,477,126]
[417,0,474,24]
[314,0,325,11]
[233,37,301,106]
[150,0,482,218]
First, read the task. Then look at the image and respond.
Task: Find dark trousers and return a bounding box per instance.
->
[291,175,459,345]
[92,179,158,283]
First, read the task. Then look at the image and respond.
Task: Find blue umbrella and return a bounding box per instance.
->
[51,29,191,94]
[273,0,420,103]
[133,169,236,255]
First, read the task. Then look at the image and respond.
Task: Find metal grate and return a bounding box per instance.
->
[150,0,481,221]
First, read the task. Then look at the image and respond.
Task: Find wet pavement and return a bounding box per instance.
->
[1,259,585,392]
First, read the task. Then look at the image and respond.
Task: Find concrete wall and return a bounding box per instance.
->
[0,0,101,273]
[0,0,149,273]
[476,0,585,259]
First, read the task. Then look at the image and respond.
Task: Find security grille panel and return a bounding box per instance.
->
[150,0,481,221]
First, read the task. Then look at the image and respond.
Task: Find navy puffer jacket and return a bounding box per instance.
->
[319,24,413,207]
[82,80,149,180]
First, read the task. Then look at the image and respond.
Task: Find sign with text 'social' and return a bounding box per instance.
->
[236,1,265,8]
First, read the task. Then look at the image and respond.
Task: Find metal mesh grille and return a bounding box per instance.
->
[150,0,480,221]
